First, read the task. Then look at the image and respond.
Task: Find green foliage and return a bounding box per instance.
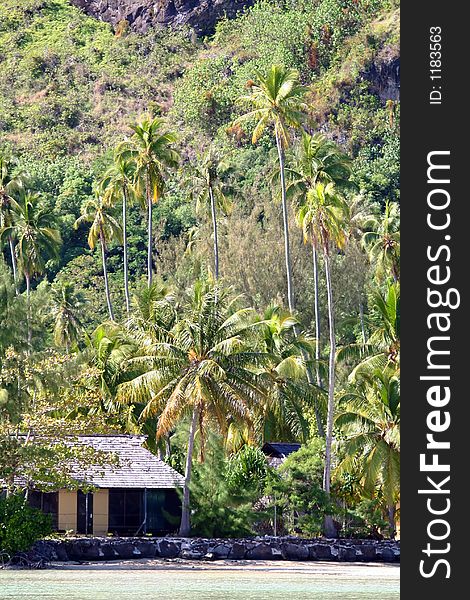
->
[0,493,53,559]
[190,440,265,538]
[225,445,269,493]
[270,438,332,536]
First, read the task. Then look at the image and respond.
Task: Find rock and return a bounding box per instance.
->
[71,0,256,36]
[281,542,309,561]
[338,545,358,562]
[157,539,180,558]
[246,543,281,560]
[228,542,246,560]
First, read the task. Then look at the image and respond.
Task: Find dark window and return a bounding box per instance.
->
[108,488,144,535]
[77,491,93,534]
[146,489,181,535]
[27,491,58,529]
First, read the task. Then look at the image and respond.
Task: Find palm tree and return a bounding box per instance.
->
[184,149,233,279]
[74,196,122,321]
[116,281,269,536]
[0,154,27,292]
[235,65,306,313]
[255,304,322,443]
[120,117,179,287]
[338,281,400,381]
[335,369,400,537]
[51,281,84,352]
[287,132,353,430]
[363,201,400,282]
[295,181,349,537]
[101,150,138,316]
[1,192,61,345]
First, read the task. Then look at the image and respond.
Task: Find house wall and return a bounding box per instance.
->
[93,489,109,535]
[58,489,77,531]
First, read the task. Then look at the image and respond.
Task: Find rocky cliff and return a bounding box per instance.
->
[71,0,254,35]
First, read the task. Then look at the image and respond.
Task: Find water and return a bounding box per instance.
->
[0,561,400,599]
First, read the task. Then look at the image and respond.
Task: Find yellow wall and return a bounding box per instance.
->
[93,489,109,535]
[58,489,77,531]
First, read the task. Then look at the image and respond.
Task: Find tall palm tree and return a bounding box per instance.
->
[287,132,353,431]
[235,65,306,313]
[101,150,138,316]
[363,200,400,282]
[184,149,233,280]
[295,181,349,537]
[116,281,269,536]
[120,117,179,288]
[335,369,400,538]
[51,281,84,353]
[74,196,122,321]
[1,192,61,345]
[0,154,27,292]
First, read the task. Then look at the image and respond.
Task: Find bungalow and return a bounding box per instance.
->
[261,442,301,468]
[25,435,184,536]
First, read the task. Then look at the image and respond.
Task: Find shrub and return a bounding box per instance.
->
[0,493,53,559]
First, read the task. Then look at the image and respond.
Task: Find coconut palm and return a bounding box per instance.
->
[255,304,322,443]
[0,154,27,292]
[295,181,349,536]
[335,369,400,537]
[101,150,138,316]
[235,65,306,313]
[1,192,61,345]
[51,281,84,352]
[338,281,400,381]
[116,281,269,536]
[363,200,400,282]
[184,149,233,279]
[120,117,179,287]
[287,132,353,428]
[74,196,122,321]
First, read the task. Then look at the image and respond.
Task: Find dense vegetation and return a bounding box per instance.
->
[0,0,399,542]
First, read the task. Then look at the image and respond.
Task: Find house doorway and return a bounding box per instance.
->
[77,490,93,534]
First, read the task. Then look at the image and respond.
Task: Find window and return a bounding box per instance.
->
[28,491,58,529]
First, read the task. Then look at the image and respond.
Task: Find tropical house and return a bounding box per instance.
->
[261,442,301,468]
[14,435,185,536]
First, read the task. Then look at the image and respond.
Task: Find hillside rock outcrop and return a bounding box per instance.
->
[71,0,254,35]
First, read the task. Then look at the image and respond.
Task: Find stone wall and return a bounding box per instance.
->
[30,536,400,563]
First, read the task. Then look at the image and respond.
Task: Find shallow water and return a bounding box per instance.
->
[0,562,400,599]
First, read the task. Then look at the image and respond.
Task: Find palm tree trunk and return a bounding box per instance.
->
[359,299,366,345]
[122,188,130,315]
[25,271,31,348]
[388,504,396,539]
[322,248,337,538]
[275,130,295,314]
[179,407,199,537]
[147,179,153,288]
[209,186,219,279]
[100,230,114,321]
[312,242,325,437]
[8,236,18,294]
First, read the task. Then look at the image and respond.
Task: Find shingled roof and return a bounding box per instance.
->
[72,435,185,489]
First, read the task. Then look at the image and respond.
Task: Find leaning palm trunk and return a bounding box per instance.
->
[25,271,32,348]
[179,407,199,537]
[312,242,325,437]
[122,188,130,315]
[100,229,114,321]
[275,130,295,314]
[8,236,18,294]
[146,179,153,288]
[209,186,219,280]
[322,248,337,538]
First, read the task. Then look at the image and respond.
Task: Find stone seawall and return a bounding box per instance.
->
[31,537,400,563]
